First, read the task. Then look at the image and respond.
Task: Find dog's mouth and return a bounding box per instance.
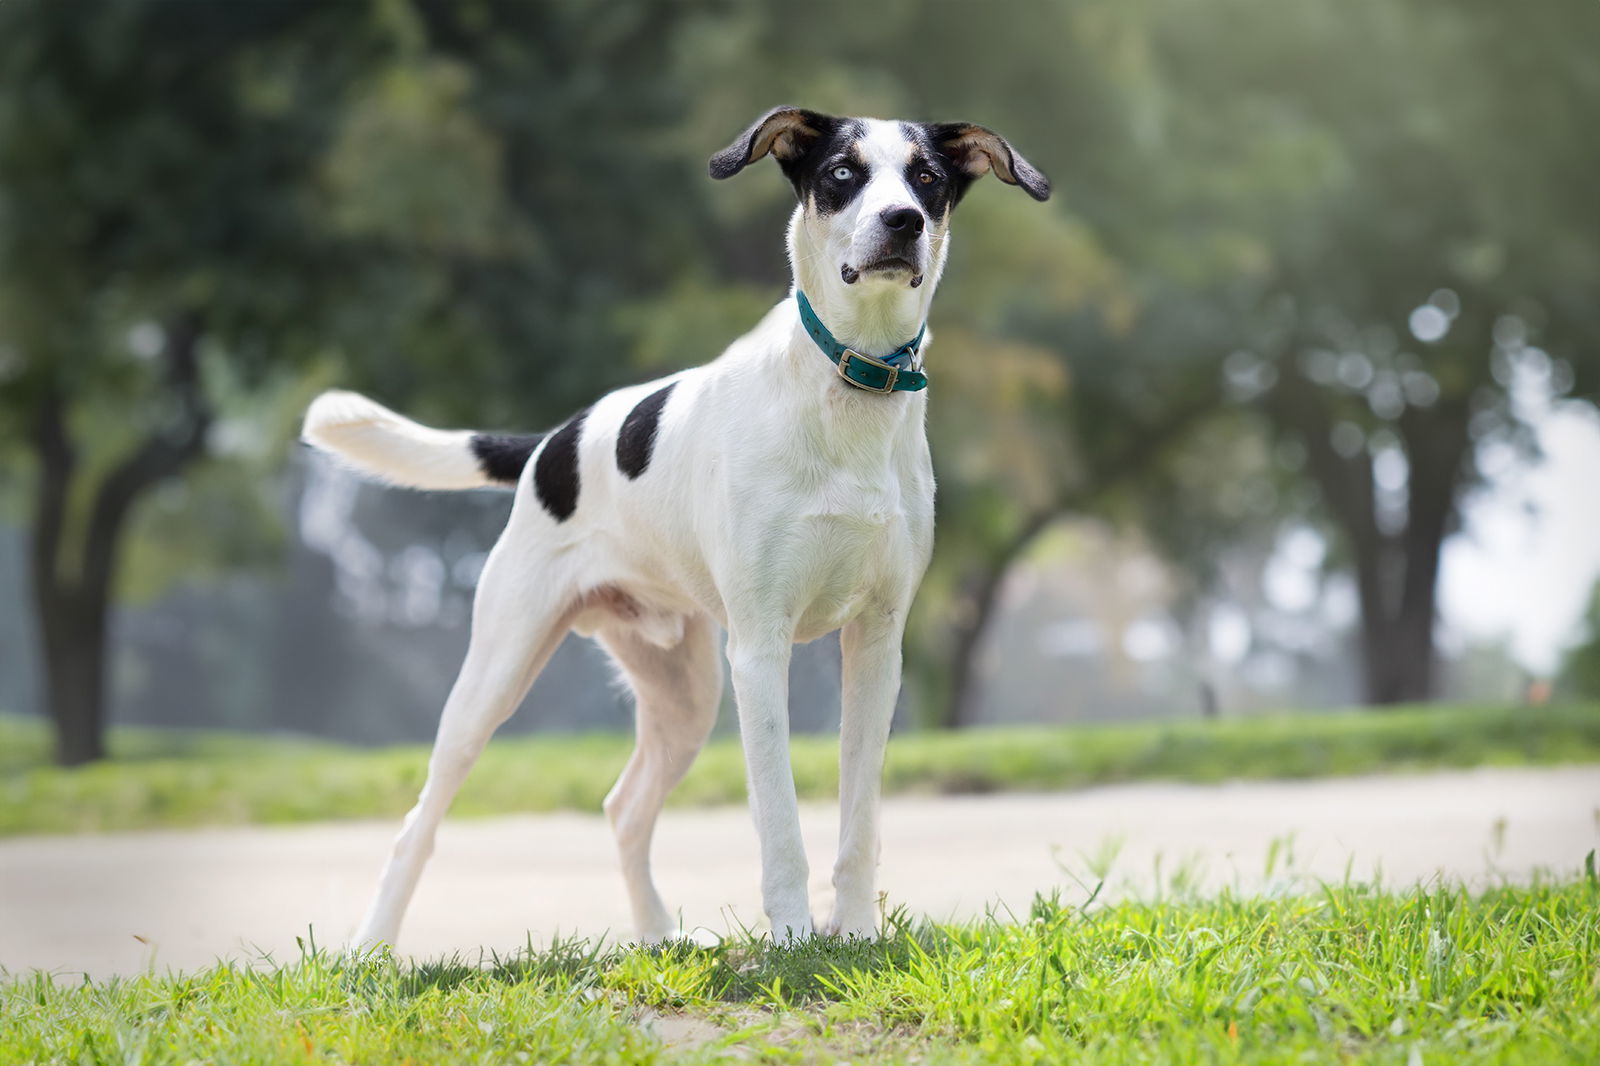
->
[842,257,923,288]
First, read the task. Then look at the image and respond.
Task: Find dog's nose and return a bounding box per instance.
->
[879,207,925,236]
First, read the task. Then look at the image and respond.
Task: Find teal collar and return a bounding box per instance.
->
[796,290,928,393]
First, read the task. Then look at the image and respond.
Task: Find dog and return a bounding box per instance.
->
[302,107,1049,946]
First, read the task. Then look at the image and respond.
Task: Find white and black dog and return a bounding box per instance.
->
[303,107,1048,947]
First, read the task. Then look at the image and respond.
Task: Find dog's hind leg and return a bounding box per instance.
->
[350,542,575,952]
[597,611,722,941]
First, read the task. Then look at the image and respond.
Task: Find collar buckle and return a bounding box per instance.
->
[837,349,900,393]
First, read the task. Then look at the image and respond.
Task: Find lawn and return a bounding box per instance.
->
[4,875,1596,1064]
[2,703,1597,836]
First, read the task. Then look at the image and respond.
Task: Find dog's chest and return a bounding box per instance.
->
[703,364,933,637]
[787,468,917,640]
[810,465,900,531]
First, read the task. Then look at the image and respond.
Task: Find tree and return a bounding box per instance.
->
[1138,0,1600,702]
[914,0,1600,714]
[912,302,1233,727]
[10,0,1596,759]
[0,1,371,763]
[890,0,1600,713]
[0,0,716,763]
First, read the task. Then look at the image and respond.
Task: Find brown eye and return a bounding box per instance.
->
[918,170,937,185]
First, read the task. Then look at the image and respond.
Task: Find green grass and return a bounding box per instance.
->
[2,702,1597,837]
[5,875,1598,1064]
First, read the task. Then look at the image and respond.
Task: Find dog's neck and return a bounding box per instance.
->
[785,209,941,365]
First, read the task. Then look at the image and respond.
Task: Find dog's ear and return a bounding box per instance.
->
[928,123,1050,201]
[709,106,835,180]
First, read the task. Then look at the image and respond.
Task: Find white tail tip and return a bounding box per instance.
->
[301,390,490,491]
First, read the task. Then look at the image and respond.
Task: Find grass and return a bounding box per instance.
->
[2,702,1597,837]
[5,874,1598,1064]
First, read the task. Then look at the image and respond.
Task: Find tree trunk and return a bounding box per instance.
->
[26,315,210,765]
[1272,369,1471,707]
[1361,399,1470,705]
[942,509,1060,728]
[28,391,109,765]
[1358,585,1438,705]
[39,607,109,765]
[932,392,1220,728]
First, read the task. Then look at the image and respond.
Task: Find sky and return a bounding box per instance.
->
[1439,398,1600,675]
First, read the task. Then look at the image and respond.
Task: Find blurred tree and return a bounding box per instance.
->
[326,0,706,425]
[1139,0,1600,702]
[0,0,707,763]
[0,0,372,763]
[894,0,1600,717]
[878,0,1600,714]
[6,0,1597,759]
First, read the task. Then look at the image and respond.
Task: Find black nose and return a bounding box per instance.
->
[880,207,925,235]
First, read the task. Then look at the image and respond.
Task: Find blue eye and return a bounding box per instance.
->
[831,165,854,181]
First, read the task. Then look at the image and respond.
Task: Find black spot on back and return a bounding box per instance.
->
[534,408,589,521]
[615,381,677,480]
[471,433,546,486]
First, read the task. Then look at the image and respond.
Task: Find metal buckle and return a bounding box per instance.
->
[837,349,898,393]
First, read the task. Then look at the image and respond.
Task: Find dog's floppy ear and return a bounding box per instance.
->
[709,106,835,180]
[929,123,1051,201]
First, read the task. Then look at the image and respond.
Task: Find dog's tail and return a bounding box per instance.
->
[301,390,541,490]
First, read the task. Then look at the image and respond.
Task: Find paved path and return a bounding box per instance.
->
[3,766,1596,978]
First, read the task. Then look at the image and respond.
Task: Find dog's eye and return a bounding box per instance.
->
[917,169,939,186]
[831,165,854,182]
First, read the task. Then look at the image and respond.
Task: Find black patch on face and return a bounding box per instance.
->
[904,122,976,214]
[783,119,869,216]
[471,432,547,486]
[615,381,676,480]
[920,121,1051,202]
[533,408,589,522]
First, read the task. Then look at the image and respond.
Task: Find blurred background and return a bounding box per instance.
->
[2,0,1598,770]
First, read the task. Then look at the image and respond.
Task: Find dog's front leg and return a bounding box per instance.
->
[727,630,813,939]
[827,608,905,938]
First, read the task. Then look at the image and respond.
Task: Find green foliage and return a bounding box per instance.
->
[0,0,707,419]
[2,703,1596,836]
[4,0,1600,751]
[4,879,1598,1063]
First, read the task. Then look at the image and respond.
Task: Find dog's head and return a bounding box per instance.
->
[710,108,1049,291]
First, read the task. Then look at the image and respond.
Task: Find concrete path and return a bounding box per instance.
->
[2,765,1596,978]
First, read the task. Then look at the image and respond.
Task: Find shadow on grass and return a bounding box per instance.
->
[329,907,944,1010]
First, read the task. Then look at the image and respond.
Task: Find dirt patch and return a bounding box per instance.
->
[636,1008,732,1050]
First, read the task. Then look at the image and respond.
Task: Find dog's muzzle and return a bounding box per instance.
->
[842,207,928,287]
